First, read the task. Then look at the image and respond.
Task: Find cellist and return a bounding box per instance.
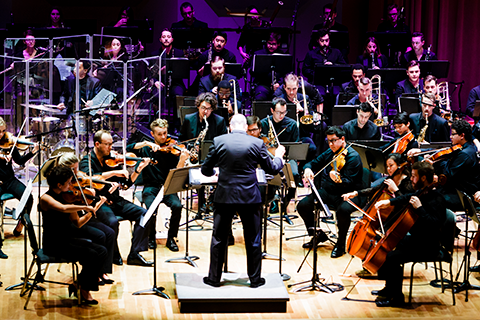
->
[372,162,447,307]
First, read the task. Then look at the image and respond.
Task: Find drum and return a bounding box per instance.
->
[31,116,61,134]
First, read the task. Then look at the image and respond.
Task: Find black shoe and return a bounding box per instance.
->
[228,234,235,246]
[127,252,153,267]
[203,277,220,287]
[149,239,156,249]
[331,244,346,258]
[98,279,105,286]
[166,238,179,252]
[250,278,266,288]
[113,256,123,266]
[470,265,480,272]
[81,296,99,305]
[102,277,114,285]
[371,287,390,297]
[269,200,279,214]
[302,230,329,248]
[13,220,22,237]
[0,249,8,259]
[375,293,405,307]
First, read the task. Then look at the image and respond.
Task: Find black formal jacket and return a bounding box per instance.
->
[304,146,365,195]
[341,80,359,94]
[436,141,480,195]
[395,79,424,103]
[343,118,381,141]
[402,49,437,67]
[302,47,346,82]
[179,111,227,143]
[198,73,240,99]
[466,85,480,117]
[64,74,102,115]
[260,115,299,143]
[196,48,237,71]
[409,112,450,142]
[201,130,283,204]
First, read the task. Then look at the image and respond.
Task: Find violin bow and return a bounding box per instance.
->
[70,168,90,207]
[314,142,353,178]
[7,118,28,163]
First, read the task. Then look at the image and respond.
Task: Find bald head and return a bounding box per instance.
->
[229,114,247,132]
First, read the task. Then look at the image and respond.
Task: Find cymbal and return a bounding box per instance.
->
[21,104,62,113]
[31,116,60,122]
[51,146,75,157]
[104,110,123,116]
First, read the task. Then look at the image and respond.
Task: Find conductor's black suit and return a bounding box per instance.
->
[201,130,283,286]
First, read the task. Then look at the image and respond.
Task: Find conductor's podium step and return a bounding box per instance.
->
[175,273,289,313]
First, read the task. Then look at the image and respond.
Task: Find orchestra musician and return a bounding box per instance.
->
[246,115,262,138]
[357,37,388,69]
[380,111,418,156]
[337,64,365,105]
[373,161,447,307]
[198,56,240,99]
[179,93,227,216]
[237,6,269,66]
[377,3,411,34]
[408,93,450,143]
[0,117,40,259]
[299,126,365,257]
[403,32,437,67]
[127,119,189,252]
[79,130,153,267]
[171,2,208,29]
[56,153,116,285]
[48,7,65,28]
[151,28,185,58]
[40,166,107,305]
[423,75,450,116]
[201,114,285,288]
[342,102,381,141]
[395,60,424,104]
[217,80,241,115]
[196,31,236,77]
[346,77,380,115]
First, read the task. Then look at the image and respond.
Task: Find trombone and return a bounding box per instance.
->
[298,76,313,125]
[438,81,451,120]
[369,74,387,127]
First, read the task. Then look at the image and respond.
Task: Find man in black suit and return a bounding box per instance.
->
[402,32,437,67]
[198,56,240,99]
[395,60,424,104]
[408,93,450,142]
[171,2,208,29]
[341,64,364,94]
[201,114,285,288]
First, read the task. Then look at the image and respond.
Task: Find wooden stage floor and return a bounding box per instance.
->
[1,187,480,319]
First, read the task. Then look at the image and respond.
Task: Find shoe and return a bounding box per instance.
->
[203,277,220,287]
[250,278,266,288]
[127,252,153,267]
[81,296,99,305]
[356,268,377,279]
[98,279,105,286]
[228,234,235,246]
[302,230,330,248]
[331,244,346,258]
[166,238,179,252]
[375,293,405,307]
[101,276,114,285]
[371,287,390,297]
[470,265,480,272]
[149,239,156,249]
[0,249,8,259]
[13,220,23,237]
[269,201,279,214]
[113,256,123,266]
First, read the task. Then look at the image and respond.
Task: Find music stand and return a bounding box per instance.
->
[332,105,358,126]
[282,142,309,162]
[419,61,450,79]
[398,96,421,114]
[165,165,201,267]
[366,68,407,93]
[337,93,356,105]
[350,142,386,174]
[203,63,243,80]
[313,65,351,87]
[171,27,213,50]
[252,102,295,121]
[252,54,293,86]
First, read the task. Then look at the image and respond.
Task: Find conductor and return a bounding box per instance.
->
[201,114,285,288]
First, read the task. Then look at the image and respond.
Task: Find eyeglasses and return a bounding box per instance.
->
[274,110,288,116]
[200,106,213,111]
[248,127,260,133]
[327,138,340,144]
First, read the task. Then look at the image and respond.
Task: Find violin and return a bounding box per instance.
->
[76,171,112,190]
[159,137,189,156]
[0,132,35,151]
[104,152,156,167]
[261,135,278,158]
[392,131,414,154]
[62,184,99,205]
[330,147,348,183]
[428,144,461,162]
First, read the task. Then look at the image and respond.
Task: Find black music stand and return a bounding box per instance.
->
[289,178,344,293]
[332,105,358,126]
[165,166,201,267]
[399,96,421,114]
[165,58,190,117]
[282,142,309,161]
[313,65,351,87]
[171,27,213,51]
[252,54,293,86]
[419,61,450,79]
[350,142,386,175]
[366,68,408,93]
[252,102,295,121]
[203,62,242,80]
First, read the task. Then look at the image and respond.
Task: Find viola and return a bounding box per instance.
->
[0,132,35,151]
[428,144,461,162]
[330,147,348,183]
[76,171,112,190]
[104,152,156,167]
[347,161,411,260]
[362,175,447,274]
[392,131,414,154]
[261,136,278,158]
[159,138,189,156]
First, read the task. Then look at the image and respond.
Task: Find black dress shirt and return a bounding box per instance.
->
[395,79,424,103]
[343,118,381,141]
[260,115,299,143]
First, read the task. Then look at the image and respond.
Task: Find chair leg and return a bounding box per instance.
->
[449,262,455,305]
[0,201,4,242]
[439,262,445,293]
[409,263,416,304]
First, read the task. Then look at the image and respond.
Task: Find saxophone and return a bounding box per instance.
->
[417,113,429,143]
[189,115,209,164]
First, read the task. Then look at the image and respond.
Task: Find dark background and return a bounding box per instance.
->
[0,0,478,112]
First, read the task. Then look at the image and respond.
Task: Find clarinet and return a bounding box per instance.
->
[371,53,376,68]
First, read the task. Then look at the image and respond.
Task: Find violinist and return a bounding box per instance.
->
[0,117,40,259]
[380,112,418,156]
[373,162,446,307]
[427,120,480,211]
[40,166,107,305]
[298,126,365,258]
[79,130,153,267]
[57,153,116,285]
[127,119,189,252]
[342,153,414,277]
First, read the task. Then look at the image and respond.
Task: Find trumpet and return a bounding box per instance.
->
[369,74,387,127]
[298,76,314,125]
